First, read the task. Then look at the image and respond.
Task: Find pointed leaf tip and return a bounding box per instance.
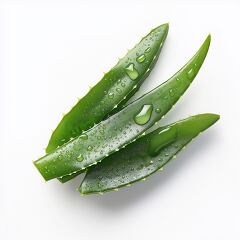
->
[152,23,169,34]
[202,113,220,125]
[203,34,211,49]
[161,22,169,30]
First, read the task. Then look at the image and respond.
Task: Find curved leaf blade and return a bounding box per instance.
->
[80,113,219,194]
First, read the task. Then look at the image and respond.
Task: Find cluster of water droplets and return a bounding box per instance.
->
[83,125,181,193]
[124,46,151,81]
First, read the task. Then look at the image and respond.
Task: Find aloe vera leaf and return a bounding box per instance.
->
[79,114,220,194]
[55,24,169,184]
[34,35,211,181]
[46,24,169,153]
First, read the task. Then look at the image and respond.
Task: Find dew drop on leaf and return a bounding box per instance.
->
[79,134,88,140]
[134,104,153,125]
[125,63,139,80]
[145,47,151,53]
[77,154,84,162]
[136,54,146,63]
[116,88,122,94]
[169,89,175,97]
[87,145,93,151]
[108,92,114,99]
[187,68,195,80]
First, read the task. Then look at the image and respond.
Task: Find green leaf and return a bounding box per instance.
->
[80,114,219,195]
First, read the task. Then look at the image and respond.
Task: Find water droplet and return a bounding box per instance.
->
[136,54,146,63]
[121,83,125,87]
[87,145,93,151]
[187,68,195,80]
[79,134,88,140]
[155,108,161,113]
[145,47,151,53]
[134,104,153,125]
[163,95,168,100]
[108,92,114,99]
[125,63,139,80]
[77,154,84,162]
[169,89,175,97]
[116,88,122,94]
[165,153,169,156]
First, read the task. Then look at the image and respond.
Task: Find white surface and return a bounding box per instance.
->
[2,0,240,239]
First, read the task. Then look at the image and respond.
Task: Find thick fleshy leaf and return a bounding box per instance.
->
[80,114,219,194]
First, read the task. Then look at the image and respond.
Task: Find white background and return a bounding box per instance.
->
[2,0,240,239]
